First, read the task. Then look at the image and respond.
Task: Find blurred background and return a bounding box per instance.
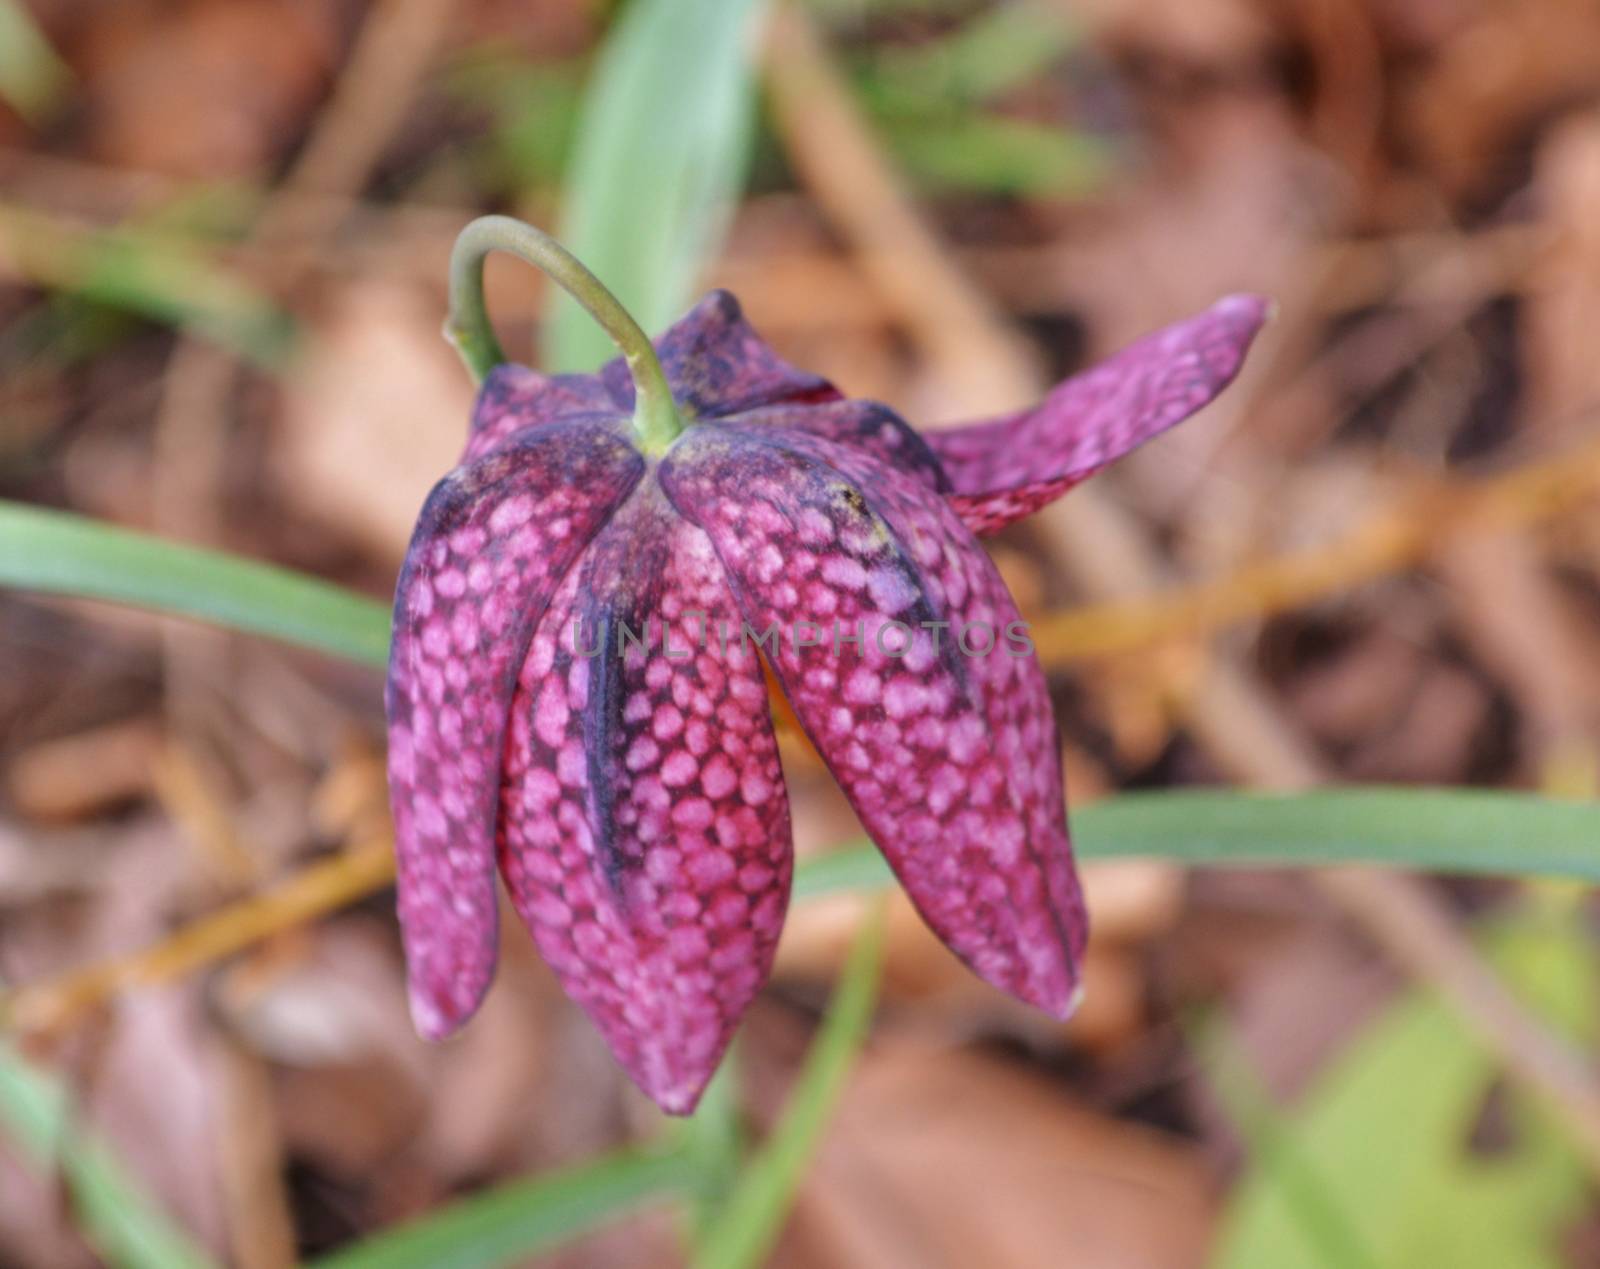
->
[6,0,1600,1265]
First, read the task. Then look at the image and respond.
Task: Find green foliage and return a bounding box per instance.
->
[854,2,1077,110]
[1210,913,1594,1269]
[308,1148,690,1269]
[691,907,886,1269]
[796,789,1600,891]
[0,206,294,368]
[445,47,585,196]
[0,1043,218,1269]
[0,0,70,124]
[678,1058,747,1245]
[544,0,769,370]
[847,2,1113,196]
[0,500,390,668]
[878,115,1110,197]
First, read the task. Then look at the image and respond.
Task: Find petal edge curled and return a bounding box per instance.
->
[928,295,1269,535]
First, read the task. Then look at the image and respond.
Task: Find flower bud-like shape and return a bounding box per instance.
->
[388,217,1267,1113]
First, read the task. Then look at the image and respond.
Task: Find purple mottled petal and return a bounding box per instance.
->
[387,421,643,1040]
[463,364,616,462]
[928,295,1269,535]
[602,290,840,418]
[498,485,792,1114]
[732,399,950,493]
[662,427,1085,1018]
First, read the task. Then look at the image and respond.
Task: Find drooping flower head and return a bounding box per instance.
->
[387,216,1267,1113]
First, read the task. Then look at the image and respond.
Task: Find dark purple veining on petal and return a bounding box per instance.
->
[731,398,952,494]
[926,295,1269,535]
[601,290,840,417]
[661,426,1085,1018]
[497,484,792,1113]
[387,420,643,1040]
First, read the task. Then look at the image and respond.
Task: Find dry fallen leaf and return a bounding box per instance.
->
[277,279,472,561]
[6,718,161,823]
[782,1043,1214,1269]
[78,0,338,178]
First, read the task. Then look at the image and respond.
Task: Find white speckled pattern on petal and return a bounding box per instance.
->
[497,484,791,1113]
[927,295,1269,535]
[385,281,1268,1114]
[387,421,643,1039]
[662,424,1085,1018]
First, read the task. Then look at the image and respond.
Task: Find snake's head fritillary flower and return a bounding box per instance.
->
[386,217,1267,1113]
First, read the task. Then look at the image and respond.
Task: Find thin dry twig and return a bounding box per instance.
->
[0,838,395,1039]
[1031,430,1600,665]
[763,3,1043,414]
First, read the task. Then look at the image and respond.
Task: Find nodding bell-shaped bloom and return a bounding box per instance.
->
[387,216,1268,1113]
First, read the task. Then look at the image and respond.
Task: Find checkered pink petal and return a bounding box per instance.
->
[463,364,615,462]
[387,422,643,1040]
[497,487,791,1113]
[601,290,841,417]
[662,425,1086,1017]
[733,398,950,493]
[387,280,1266,1115]
[926,295,1269,535]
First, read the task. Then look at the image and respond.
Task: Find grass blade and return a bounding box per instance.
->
[543,0,767,371]
[307,1148,689,1269]
[794,788,1600,893]
[1198,1023,1384,1269]
[678,1056,746,1246]
[0,0,70,123]
[0,1043,217,1269]
[7,507,1600,882]
[692,903,886,1269]
[0,206,293,367]
[0,500,389,667]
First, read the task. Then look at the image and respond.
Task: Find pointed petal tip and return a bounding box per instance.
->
[1214,291,1274,331]
[406,970,488,1042]
[407,990,460,1043]
[992,951,1085,1022]
[616,1031,730,1117]
[1045,978,1087,1023]
[700,286,743,321]
[995,962,1084,1022]
[640,1074,711,1117]
[929,289,1277,534]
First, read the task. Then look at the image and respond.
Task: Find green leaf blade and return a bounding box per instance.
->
[0,1044,219,1269]
[692,905,886,1269]
[1210,918,1596,1269]
[0,500,390,668]
[794,789,1600,896]
[307,1147,690,1269]
[543,0,768,371]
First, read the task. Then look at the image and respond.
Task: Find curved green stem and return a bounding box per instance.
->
[445,215,685,453]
